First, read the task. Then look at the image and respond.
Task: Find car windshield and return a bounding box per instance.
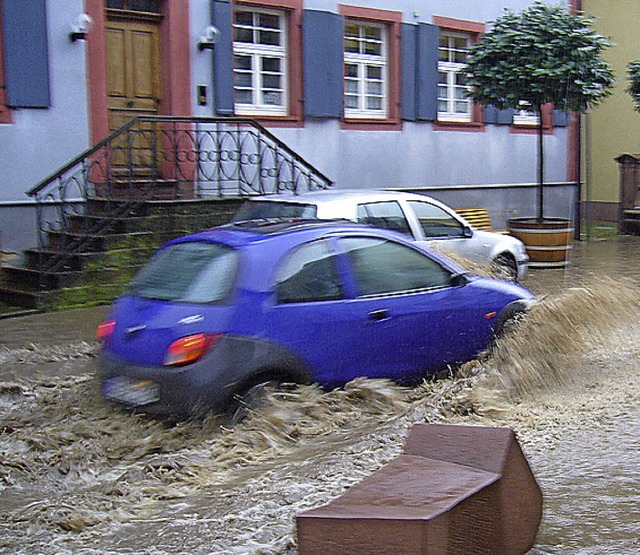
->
[128,242,238,303]
[233,200,317,221]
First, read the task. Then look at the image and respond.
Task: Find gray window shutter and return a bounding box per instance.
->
[212,0,234,115]
[415,23,439,121]
[484,105,514,124]
[303,10,343,118]
[2,0,51,108]
[552,109,568,127]
[401,23,417,121]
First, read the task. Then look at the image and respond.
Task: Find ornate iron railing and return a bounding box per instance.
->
[25,116,333,287]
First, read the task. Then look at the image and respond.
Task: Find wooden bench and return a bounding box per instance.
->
[455,207,506,233]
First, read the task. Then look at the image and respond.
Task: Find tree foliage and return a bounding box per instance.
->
[464,2,615,222]
[465,2,615,112]
[627,59,640,112]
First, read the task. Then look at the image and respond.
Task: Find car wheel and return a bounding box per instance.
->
[491,253,518,281]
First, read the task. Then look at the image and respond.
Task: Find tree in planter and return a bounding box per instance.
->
[464,1,615,222]
[627,59,640,111]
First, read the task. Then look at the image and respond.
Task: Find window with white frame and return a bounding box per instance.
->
[233,8,288,116]
[343,20,387,119]
[513,101,540,126]
[437,32,472,122]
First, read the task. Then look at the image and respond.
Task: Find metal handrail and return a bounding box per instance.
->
[24,116,334,290]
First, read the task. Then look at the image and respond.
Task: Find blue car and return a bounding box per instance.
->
[97,220,534,417]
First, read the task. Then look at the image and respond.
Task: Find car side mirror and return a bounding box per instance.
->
[451,273,468,287]
[463,226,473,238]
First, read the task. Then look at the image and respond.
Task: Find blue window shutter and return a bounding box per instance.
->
[2,0,50,108]
[401,23,417,121]
[303,10,343,118]
[415,23,439,121]
[553,109,568,127]
[485,105,514,124]
[212,0,234,115]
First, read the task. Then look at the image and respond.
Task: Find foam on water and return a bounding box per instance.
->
[1,275,639,554]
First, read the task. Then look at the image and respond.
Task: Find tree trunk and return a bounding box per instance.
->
[537,105,544,222]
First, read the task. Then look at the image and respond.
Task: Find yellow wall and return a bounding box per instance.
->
[582,0,640,206]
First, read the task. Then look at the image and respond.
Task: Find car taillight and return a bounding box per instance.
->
[164,333,222,367]
[96,320,116,345]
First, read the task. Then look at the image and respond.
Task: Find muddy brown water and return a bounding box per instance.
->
[0,235,639,554]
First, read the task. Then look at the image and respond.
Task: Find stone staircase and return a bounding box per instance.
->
[0,116,332,312]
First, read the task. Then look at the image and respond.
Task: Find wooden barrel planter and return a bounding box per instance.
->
[507,217,574,268]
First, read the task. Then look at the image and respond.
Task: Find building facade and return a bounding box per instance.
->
[0,0,576,254]
[580,0,640,224]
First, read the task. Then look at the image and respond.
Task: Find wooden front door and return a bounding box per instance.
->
[106,16,161,131]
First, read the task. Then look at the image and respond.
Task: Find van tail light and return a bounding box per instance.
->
[96,320,116,345]
[164,333,223,367]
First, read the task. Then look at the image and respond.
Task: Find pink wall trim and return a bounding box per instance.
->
[339,4,402,129]
[85,0,192,145]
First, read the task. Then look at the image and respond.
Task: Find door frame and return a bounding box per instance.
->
[85,0,192,145]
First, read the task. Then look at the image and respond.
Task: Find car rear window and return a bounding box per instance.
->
[128,242,238,303]
[234,200,317,221]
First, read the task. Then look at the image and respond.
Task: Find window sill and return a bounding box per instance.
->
[340,118,402,131]
[434,120,485,132]
[0,108,12,124]
[241,115,304,128]
[510,124,553,135]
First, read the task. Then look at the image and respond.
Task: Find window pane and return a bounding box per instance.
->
[235,27,253,43]
[341,238,451,296]
[235,11,253,26]
[276,241,343,303]
[453,49,468,64]
[345,80,359,94]
[263,74,281,89]
[129,242,238,303]
[367,66,382,80]
[345,23,359,38]
[455,101,470,114]
[345,95,359,109]
[259,30,280,46]
[357,202,412,236]
[408,201,464,239]
[364,41,381,56]
[366,96,382,110]
[234,72,253,88]
[344,64,358,78]
[366,81,382,95]
[235,55,252,71]
[259,13,280,30]
[262,57,281,72]
[344,38,359,53]
[364,26,381,40]
[236,90,253,104]
[262,91,282,105]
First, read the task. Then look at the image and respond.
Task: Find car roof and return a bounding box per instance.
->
[163,218,467,277]
[242,188,440,205]
[167,218,378,248]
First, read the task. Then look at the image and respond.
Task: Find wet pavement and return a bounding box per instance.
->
[0,234,639,554]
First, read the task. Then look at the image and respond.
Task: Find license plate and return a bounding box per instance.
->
[103,376,160,406]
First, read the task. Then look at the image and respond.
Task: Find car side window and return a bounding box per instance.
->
[357,201,413,237]
[275,240,344,303]
[408,200,465,238]
[340,237,452,296]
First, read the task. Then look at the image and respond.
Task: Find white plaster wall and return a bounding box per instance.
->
[0,0,90,203]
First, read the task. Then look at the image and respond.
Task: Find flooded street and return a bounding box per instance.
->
[1,235,639,554]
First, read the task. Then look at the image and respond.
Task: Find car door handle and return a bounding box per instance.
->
[368,309,390,322]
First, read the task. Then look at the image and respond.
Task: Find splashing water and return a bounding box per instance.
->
[1,275,639,554]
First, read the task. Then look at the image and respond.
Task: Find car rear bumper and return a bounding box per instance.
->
[98,350,235,417]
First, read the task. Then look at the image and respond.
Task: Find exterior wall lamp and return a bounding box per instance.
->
[198,25,221,51]
[69,13,93,42]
